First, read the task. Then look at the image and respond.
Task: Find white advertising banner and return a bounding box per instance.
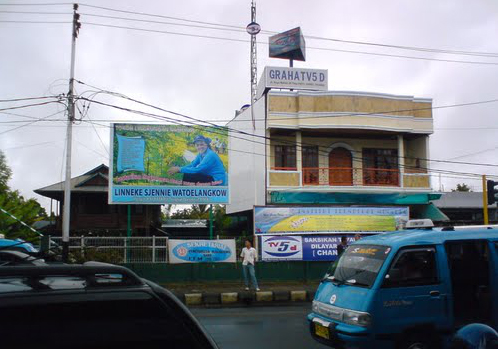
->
[168,239,236,264]
[257,66,328,96]
[261,235,303,261]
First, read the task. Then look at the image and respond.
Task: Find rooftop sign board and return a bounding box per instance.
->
[269,27,306,61]
[257,66,328,96]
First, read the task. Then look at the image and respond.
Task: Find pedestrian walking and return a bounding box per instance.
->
[337,236,349,257]
[240,240,260,291]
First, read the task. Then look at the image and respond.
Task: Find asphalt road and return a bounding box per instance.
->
[192,304,329,349]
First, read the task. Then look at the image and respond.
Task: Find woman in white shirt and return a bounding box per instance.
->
[240,240,260,291]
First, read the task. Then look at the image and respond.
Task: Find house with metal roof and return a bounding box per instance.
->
[34,164,161,236]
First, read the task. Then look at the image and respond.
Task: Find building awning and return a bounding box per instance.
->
[418,202,450,222]
[268,191,442,205]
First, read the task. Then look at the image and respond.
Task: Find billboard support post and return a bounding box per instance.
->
[209,205,213,240]
[127,205,131,261]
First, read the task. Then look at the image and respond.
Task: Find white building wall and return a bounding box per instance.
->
[226,97,267,214]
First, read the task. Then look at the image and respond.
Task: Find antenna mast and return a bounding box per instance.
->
[246,1,261,128]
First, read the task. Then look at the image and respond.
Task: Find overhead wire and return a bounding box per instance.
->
[78,3,498,58]
[75,94,498,179]
[74,80,498,169]
[80,21,498,67]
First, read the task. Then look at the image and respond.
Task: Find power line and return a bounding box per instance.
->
[0,96,61,103]
[75,80,498,169]
[79,3,498,58]
[79,12,247,34]
[77,94,498,178]
[80,22,498,67]
[0,109,65,136]
[0,100,64,112]
[0,3,73,6]
[0,20,71,24]
[79,3,245,30]
[6,2,498,59]
[0,10,70,14]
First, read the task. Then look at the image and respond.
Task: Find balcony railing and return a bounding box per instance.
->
[302,167,399,186]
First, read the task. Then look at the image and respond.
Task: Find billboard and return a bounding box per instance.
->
[257,67,328,97]
[168,239,236,264]
[109,124,229,204]
[269,27,306,61]
[261,235,374,262]
[254,206,409,235]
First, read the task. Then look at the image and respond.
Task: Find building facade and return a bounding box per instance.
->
[227,68,446,224]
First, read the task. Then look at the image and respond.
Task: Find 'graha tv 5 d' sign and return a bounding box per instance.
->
[257,67,328,95]
[109,123,229,204]
[168,239,236,264]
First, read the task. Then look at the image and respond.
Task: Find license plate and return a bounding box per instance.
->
[314,322,330,339]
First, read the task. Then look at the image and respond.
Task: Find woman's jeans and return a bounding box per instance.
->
[242,263,259,289]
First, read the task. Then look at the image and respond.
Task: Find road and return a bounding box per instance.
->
[192,304,329,349]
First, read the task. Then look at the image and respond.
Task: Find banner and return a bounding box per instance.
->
[254,206,409,235]
[109,124,229,204]
[168,239,236,264]
[261,235,363,262]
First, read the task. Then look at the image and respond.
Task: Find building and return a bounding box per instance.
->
[227,66,447,224]
[34,164,162,236]
[435,192,497,225]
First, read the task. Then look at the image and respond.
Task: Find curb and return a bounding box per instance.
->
[174,289,313,307]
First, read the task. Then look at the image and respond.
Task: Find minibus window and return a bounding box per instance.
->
[328,245,391,288]
[383,248,438,288]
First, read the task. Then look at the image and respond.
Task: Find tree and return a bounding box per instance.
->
[170,204,230,235]
[452,183,471,192]
[0,150,12,192]
[0,150,46,240]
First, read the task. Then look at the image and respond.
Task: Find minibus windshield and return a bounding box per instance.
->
[326,245,392,288]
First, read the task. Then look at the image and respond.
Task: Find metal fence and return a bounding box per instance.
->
[50,237,169,263]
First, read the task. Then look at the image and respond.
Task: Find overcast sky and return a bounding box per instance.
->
[1,0,498,211]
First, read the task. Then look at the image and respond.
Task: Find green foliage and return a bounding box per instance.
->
[70,248,123,264]
[170,204,230,235]
[452,183,471,192]
[0,150,47,241]
[0,150,12,192]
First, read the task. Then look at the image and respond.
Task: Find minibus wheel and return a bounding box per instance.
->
[398,333,436,349]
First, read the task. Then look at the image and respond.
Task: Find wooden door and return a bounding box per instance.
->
[329,147,353,185]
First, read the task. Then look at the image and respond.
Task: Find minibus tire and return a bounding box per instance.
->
[398,333,437,349]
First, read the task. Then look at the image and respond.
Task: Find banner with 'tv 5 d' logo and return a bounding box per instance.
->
[261,236,303,261]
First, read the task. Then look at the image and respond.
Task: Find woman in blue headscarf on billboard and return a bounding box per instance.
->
[167,135,227,186]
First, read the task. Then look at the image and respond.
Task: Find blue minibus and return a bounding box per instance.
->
[308,221,498,349]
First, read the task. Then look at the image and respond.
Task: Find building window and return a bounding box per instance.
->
[362,148,399,186]
[274,145,296,170]
[303,146,319,184]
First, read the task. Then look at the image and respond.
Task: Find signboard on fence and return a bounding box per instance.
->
[168,239,236,264]
[109,123,229,204]
[254,206,409,235]
[261,235,361,261]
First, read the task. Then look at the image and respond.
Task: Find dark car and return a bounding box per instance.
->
[0,250,46,266]
[0,262,219,349]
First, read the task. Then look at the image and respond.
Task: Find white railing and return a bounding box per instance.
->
[50,236,169,264]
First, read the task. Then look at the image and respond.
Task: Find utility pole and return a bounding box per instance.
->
[62,4,81,262]
[482,175,489,225]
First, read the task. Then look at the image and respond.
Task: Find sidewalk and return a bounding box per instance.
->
[161,281,320,307]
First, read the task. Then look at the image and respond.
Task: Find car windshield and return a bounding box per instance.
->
[326,244,392,288]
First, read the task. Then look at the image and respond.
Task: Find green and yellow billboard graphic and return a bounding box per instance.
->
[254,206,409,235]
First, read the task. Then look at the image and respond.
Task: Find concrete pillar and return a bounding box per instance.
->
[398,135,405,187]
